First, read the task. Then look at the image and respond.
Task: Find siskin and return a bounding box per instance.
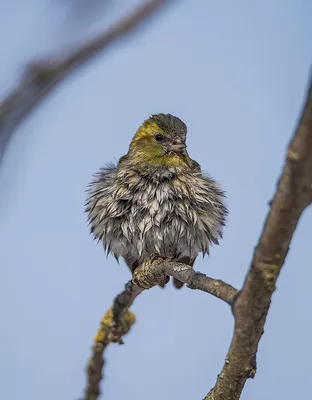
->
[85,114,227,288]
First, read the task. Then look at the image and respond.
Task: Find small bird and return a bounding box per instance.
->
[85,114,227,288]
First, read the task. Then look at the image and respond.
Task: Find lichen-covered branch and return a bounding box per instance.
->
[84,265,237,400]
[109,281,143,343]
[133,258,238,305]
[205,72,312,400]
[84,281,142,400]
[0,0,174,165]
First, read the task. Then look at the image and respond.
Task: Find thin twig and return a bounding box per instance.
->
[0,0,174,166]
[205,71,312,400]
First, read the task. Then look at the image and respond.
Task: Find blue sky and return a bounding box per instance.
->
[0,1,312,399]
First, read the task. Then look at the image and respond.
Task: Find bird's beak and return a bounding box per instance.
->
[169,143,186,153]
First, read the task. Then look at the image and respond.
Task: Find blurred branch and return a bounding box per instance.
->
[0,0,174,165]
[205,72,312,399]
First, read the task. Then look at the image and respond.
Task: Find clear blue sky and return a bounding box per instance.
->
[1,1,312,399]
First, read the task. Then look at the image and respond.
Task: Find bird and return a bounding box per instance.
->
[85,113,227,288]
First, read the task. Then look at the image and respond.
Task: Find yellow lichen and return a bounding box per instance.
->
[94,308,113,343]
[121,310,136,334]
[94,307,136,344]
[269,264,280,270]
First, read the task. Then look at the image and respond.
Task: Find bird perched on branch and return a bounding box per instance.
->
[85,114,227,288]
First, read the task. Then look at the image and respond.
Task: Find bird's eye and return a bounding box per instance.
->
[155,134,164,142]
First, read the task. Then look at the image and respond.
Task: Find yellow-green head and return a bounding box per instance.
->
[128,113,190,168]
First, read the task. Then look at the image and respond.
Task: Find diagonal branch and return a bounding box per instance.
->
[0,0,174,166]
[109,281,143,343]
[84,281,142,400]
[205,71,312,400]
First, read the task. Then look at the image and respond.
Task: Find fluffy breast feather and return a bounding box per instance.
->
[85,161,227,264]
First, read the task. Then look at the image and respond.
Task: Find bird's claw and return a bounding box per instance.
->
[132,273,154,289]
[132,257,169,289]
[149,253,165,263]
[133,274,169,289]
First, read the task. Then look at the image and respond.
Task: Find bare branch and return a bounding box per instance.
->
[205,71,312,400]
[0,0,174,165]
[84,281,142,400]
[133,258,238,305]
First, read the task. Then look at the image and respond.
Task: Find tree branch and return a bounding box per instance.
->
[205,71,312,399]
[133,258,238,305]
[109,281,143,343]
[84,264,238,399]
[0,0,174,166]
[84,281,142,400]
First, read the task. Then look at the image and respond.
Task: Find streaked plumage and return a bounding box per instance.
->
[85,114,227,288]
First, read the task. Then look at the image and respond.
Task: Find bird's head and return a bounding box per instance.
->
[128,113,189,168]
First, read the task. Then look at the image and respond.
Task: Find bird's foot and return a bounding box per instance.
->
[132,257,169,289]
[149,253,165,263]
[158,275,170,288]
